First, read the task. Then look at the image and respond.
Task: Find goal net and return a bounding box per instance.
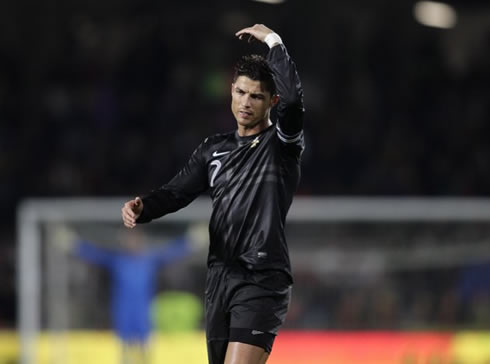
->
[17,197,490,364]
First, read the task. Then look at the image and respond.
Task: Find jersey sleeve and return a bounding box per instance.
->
[148,236,191,266]
[267,44,305,145]
[75,240,116,268]
[137,140,209,223]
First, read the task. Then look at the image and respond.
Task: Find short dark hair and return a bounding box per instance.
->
[233,54,276,96]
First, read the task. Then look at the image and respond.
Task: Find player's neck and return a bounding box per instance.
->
[237,118,273,137]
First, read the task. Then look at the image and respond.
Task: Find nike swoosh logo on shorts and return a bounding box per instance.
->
[251,330,264,335]
[212,151,230,157]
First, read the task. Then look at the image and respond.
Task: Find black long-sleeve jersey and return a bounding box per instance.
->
[137,44,304,279]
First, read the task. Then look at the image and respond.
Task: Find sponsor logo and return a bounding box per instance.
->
[212,151,230,157]
[251,330,264,335]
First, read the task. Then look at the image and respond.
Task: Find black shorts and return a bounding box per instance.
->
[205,264,292,364]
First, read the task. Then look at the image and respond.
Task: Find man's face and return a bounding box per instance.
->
[119,229,146,254]
[231,76,277,131]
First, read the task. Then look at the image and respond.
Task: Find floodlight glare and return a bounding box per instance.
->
[414,1,457,29]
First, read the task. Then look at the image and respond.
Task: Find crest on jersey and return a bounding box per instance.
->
[250,136,260,148]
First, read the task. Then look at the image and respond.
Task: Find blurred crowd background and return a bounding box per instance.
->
[2,0,490,331]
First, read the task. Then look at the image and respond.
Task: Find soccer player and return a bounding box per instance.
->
[122,24,304,364]
[52,225,207,364]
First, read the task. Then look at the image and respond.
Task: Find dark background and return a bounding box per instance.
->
[1,0,490,328]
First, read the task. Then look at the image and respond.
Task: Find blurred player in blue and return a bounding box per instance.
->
[54,225,207,364]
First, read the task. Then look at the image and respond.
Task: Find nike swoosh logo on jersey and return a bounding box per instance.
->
[212,151,231,157]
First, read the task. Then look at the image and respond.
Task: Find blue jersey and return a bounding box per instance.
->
[75,237,190,342]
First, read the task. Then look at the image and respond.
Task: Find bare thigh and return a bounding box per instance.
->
[224,342,269,364]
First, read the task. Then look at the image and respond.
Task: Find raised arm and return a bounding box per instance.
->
[122,140,209,227]
[75,240,116,268]
[236,24,305,139]
[50,224,115,267]
[147,236,190,265]
[150,222,208,265]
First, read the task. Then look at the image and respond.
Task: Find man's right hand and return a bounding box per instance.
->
[235,24,275,44]
[121,197,144,228]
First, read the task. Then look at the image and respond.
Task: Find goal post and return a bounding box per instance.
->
[17,197,213,364]
[17,197,490,364]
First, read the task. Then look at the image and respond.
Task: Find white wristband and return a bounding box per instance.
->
[264,33,283,48]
